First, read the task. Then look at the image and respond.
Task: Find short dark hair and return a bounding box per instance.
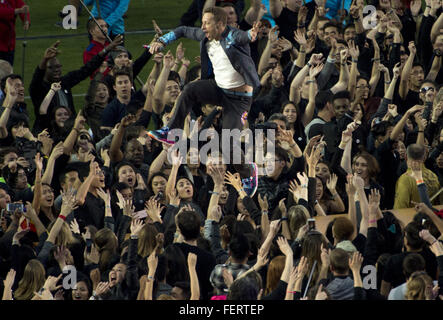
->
[229,234,250,261]
[406,143,426,161]
[315,90,334,111]
[403,253,425,279]
[1,74,22,94]
[58,162,81,186]
[323,22,339,32]
[371,121,390,139]
[177,210,201,241]
[269,113,289,128]
[113,67,132,85]
[332,90,351,103]
[203,6,228,25]
[332,217,355,242]
[330,248,350,274]
[404,221,425,250]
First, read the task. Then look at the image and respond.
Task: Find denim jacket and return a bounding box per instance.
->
[158,25,260,89]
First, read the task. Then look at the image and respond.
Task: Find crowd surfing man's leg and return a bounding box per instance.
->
[148,79,252,144]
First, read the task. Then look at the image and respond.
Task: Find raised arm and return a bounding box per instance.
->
[301,64,323,126]
[269,0,283,18]
[152,51,175,114]
[41,142,64,185]
[165,149,182,202]
[258,26,278,76]
[347,40,359,100]
[399,41,416,100]
[330,49,350,94]
[368,38,381,97]
[39,82,60,115]
[390,105,424,141]
[63,111,85,155]
[0,78,17,139]
[425,55,442,81]
[244,0,262,25]
[110,114,135,163]
[188,253,200,300]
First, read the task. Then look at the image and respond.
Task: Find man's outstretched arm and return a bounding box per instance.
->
[149,27,206,54]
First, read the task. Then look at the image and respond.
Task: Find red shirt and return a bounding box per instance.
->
[0,0,30,52]
[83,39,110,78]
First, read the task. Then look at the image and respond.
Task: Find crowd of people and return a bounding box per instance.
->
[0,0,443,301]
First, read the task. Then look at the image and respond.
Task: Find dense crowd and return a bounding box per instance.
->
[0,0,443,301]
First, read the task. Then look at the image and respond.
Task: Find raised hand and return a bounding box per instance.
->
[225,171,242,191]
[309,63,324,78]
[257,193,269,212]
[250,21,262,42]
[315,284,328,300]
[175,42,185,62]
[269,219,282,236]
[95,282,111,298]
[419,229,437,245]
[268,26,279,43]
[293,29,307,47]
[130,219,145,236]
[105,35,124,52]
[349,251,363,273]
[308,53,323,66]
[43,41,61,61]
[69,219,80,235]
[145,198,163,223]
[51,82,61,92]
[348,40,359,60]
[326,173,338,193]
[408,41,416,56]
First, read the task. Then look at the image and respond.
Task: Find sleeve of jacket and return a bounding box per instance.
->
[371,98,391,122]
[308,177,316,217]
[124,238,140,292]
[132,49,153,78]
[242,196,261,226]
[104,216,115,233]
[104,0,130,29]
[29,66,47,116]
[393,175,412,209]
[204,220,228,264]
[232,27,255,45]
[158,27,205,45]
[316,58,336,90]
[61,52,105,89]
[417,15,435,68]
[116,215,131,246]
[363,227,379,266]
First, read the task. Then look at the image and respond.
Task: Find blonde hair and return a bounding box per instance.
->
[406,271,433,300]
[48,220,77,247]
[14,259,46,300]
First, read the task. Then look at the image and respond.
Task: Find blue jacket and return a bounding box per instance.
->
[84,0,130,35]
[158,25,260,89]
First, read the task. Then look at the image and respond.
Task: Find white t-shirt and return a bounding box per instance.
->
[206,39,245,89]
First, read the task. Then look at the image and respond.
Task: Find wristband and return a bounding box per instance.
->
[352,58,358,62]
[262,210,268,215]
[416,179,424,184]
[287,291,298,294]
[371,58,380,62]
[72,127,79,133]
[307,62,312,68]
[280,217,288,222]
[368,219,377,224]
[385,81,391,84]
[306,80,315,84]
[426,5,431,8]
[182,64,190,68]
[418,130,424,133]
[130,235,139,240]
[239,188,245,193]
[147,275,154,280]
[210,191,220,195]
[58,214,66,221]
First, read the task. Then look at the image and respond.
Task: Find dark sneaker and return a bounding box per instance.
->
[241,162,258,198]
[148,127,175,145]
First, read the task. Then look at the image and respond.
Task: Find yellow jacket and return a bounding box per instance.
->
[394,165,441,209]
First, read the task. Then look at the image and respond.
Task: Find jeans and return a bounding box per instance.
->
[168,79,252,131]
